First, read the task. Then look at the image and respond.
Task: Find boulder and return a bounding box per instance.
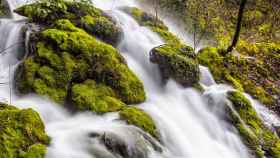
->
[88,127,162,158]
[150,43,200,87]
[0,0,10,17]
[15,0,123,46]
[15,19,145,109]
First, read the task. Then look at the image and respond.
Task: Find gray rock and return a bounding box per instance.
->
[88,127,163,158]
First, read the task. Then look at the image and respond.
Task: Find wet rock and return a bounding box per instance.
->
[150,43,200,87]
[88,127,163,158]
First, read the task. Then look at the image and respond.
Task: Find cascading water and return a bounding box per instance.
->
[1,0,280,158]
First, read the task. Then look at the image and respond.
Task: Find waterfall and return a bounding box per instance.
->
[1,0,279,158]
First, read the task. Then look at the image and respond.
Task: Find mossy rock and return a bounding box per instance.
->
[71,80,125,114]
[0,103,49,158]
[16,19,145,109]
[227,91,280,158]
[15,0,123,46]
[124,7,181,44]
[119,107,158,138]
[0,0,10,17]
[150,43,200,87]
[80,15,123,46]
[197,46,278,111]
[14,0,100,24]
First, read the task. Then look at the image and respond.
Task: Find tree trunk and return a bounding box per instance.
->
[226,0,247,53]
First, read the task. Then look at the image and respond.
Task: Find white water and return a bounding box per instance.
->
[1,0,279,158]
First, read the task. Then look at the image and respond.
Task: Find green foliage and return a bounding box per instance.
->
[150,43,200,87]
[119,107,158,138]
[227,91,280,157]
[71,80,125,113]
[0,103,49,158]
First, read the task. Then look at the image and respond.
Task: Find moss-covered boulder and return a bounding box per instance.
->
[0,103,49,158]
[0,0,10,17]
[150,43,200,87]
[197,45,280,113]
[119,107,158,138]
[71,80,125,113]
[124,7,180,44]
[227,91,280,158]
[15,0,123,46]
[126,7,200,87]
[16,19,145,110]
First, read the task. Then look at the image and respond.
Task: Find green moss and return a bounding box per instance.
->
[17,19,145,111]
[224,73,244,92]
[80,15,122,46]
[71,80,125,113]
[0,103,49,158]
[15,57,40,93]
[227,91,280,157]
[41,19,145,104]
[33,79,67,103]
[197,46,278,109]
[0,103,18,111]
[15,0,122,46]
[150,27,181,44]
[150,43,200,87]
[125,7,181,44]
[14,0,98,24]
[36,42,63,70]
[19,144,46,158]
[0,0,9,17]
[119,107,158,138]
[129,7,167,30]
[193,83,205,92]
[17,43,73,103]
[197,47,222,66]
